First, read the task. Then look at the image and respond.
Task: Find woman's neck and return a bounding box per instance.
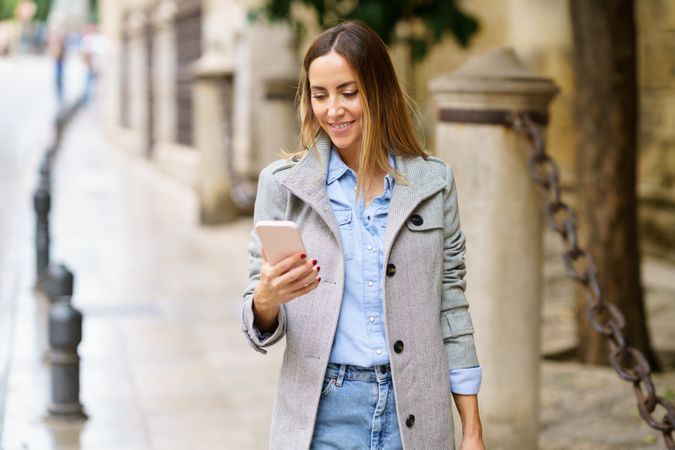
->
[337,147,359,173]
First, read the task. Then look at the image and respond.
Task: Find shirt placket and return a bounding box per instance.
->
[361,195,388,366]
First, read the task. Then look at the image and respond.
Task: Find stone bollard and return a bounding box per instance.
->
[429,48,559,450]
[33,186,51,285]
[44,264,75,303]
[47,299,86,419]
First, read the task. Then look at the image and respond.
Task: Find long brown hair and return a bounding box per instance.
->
[288,21,427,195]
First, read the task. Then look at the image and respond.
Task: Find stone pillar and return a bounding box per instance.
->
[193,55,238,224]
[192,0,298,223]
[429,48,559,450]
[126,9,148,154]
[151,1,177,146]
[237,22,299,179]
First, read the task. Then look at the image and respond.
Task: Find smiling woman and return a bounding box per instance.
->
[242,21,485,450]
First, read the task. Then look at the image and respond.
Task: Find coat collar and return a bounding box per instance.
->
[282,133,446,252]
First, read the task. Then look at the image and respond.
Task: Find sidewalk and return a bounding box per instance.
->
[1,104,282,449]
[1,103,674,450]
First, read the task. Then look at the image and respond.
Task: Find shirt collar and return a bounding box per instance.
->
[327,146,397,189]
[327,146,352,185]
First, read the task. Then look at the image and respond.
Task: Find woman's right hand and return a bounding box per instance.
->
[252,252,320,331]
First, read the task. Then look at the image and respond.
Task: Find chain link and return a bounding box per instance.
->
[509,111,675,449]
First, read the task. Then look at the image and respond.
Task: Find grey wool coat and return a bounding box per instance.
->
[241,133,479,450]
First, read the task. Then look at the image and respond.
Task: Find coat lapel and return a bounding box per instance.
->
[281,133,342,242]
[384,154,446,257]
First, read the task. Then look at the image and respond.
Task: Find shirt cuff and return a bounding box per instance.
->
[449,365,482,395]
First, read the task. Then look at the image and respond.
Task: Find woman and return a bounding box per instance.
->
[242,21,484,450]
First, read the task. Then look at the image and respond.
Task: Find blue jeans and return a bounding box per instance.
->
[311,363,403,450]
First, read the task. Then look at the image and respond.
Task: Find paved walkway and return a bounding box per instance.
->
[1,96,673,449]
[1,103,282,449]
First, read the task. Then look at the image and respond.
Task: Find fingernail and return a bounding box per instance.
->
[312,259,317,266]
[300,253,306,259]
[316,266,321,273]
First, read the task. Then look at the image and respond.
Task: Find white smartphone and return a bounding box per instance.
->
[254,220,307,265]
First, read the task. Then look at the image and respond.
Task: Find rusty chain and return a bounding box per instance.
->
[508,111,675,450]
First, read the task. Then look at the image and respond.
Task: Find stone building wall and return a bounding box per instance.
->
[99,0,675,244]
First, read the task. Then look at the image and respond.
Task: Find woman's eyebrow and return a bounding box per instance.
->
[336,81,357,89]
[310,81,357,91]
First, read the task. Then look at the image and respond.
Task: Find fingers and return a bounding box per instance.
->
[286,275,320,299]
[274,259,316,288]
[286,265,320,292]
[268,252,307,278]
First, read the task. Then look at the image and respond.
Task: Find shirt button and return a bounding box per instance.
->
[406,414,415,428]
[368,281,374,287]
[376,350,382,355]
[369,316,375,322]
[367,245,373,251]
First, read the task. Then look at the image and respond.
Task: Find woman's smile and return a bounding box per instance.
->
[330,120,355,132]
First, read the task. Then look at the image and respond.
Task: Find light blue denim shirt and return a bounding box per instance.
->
[326,147,481,395]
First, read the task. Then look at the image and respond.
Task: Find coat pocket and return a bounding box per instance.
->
[334,209,354,261]
[442,308,475,340]
[320,376,336,398]
[405,197,444,232]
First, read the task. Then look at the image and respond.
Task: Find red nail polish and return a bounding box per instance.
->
[316,266,321,273]
[312,259,317,266]
[300,253,307,259]
[318,277,322,282]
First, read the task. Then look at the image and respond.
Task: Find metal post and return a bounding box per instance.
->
[429,48,559,450]
[33,186,51,286]
[44,264,74,303]
[47,299,86,419]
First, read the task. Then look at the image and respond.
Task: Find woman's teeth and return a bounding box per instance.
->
[332,121,354,129]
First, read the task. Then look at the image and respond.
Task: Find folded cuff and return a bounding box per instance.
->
[241,296,286,354]
[449,365,482,395]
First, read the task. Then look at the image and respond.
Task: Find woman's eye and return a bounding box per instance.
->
[311,95,327,100]
[343,91,358,97]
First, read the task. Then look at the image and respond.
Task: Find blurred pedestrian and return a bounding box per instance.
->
[14,0,36,54]
[242,21,484,450]
[48,28,66,105]
[79,24,100,103]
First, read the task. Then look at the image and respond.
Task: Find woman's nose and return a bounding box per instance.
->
[327,99,343,118]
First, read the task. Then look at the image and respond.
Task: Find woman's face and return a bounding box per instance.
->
[308,51,364,157]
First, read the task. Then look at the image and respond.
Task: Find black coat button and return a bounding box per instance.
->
[406,414,415,428]
[386,263,396,277]
[410,214,423,226]
[393,340,404,353]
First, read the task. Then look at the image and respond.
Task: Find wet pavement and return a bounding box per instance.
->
[0,57,674,450]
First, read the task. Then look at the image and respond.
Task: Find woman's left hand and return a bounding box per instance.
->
[459,435,485,450]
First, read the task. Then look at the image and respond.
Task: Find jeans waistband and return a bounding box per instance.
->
[325,363,391,385]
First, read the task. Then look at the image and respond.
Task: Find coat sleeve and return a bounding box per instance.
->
[439,163,480,370]
[241,162,290,354]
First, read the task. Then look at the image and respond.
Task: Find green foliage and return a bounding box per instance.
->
[33,0,53,22]
[641,434,657,445]
[0,0,53,22]
[664,388,675,402]
[251,0,479,62]
[0,0,21,21]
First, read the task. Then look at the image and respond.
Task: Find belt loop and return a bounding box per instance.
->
[336,364,347,387]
